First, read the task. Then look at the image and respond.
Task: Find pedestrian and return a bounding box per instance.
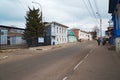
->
[102,38,106,45]
[97,38,101,46]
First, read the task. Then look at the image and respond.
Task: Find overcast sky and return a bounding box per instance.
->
[0,0,111,36]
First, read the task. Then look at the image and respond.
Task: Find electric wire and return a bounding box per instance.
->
[18,0,27,11]
[87,0,99,23]
[83,0,93,19]
[93,0,99,14]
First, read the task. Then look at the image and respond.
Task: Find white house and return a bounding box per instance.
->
[44,22,68,45]
[72,28,93,42]
[79,30,93,41]
[0,25,26,46]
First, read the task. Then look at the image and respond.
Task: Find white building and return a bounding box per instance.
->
[44,22,68,45]
[72,28,93,42]
[79,30,93,41]
[0,25,26,46]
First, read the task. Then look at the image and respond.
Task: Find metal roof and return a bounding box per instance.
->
[0,25,25,30]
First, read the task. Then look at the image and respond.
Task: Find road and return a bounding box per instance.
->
[0,41,96,80]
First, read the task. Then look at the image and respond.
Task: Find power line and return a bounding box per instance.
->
[83,0,93,18]
[18,0,27,11]
[82,0,99,24]
[83,0,97,24]
[87,0,99,23]
[92,0,99,14]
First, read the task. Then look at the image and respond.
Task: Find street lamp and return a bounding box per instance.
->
[96,12,102,37]
[32,1,42,21]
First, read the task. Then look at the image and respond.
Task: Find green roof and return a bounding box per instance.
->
[68,30,75,36]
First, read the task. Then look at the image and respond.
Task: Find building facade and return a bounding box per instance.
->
[72,28,92,42]
[79,30,92,41]
[0,25,26,46]
[109,0,120,53]
[68,30,77,42]
[44,22,68,45]
[105,27,114,45]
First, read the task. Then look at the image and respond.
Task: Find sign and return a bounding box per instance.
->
[38,37,44,43]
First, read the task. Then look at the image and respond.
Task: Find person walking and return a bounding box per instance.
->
[97,38,101,46]
[102,38,106,45]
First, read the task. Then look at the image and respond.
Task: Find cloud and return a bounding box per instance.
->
[0,0,26,19]
[0,0,111,36]
[0,20,26,28]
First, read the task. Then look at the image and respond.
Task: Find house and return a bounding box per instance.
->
[0,25,26,48]
[108,0,120,53]
[68,30,77,42]
[71,28,79,41]
[79,30,93,41]
[44,22,68,45]
[105,26,114,45]
[71,28,93,42]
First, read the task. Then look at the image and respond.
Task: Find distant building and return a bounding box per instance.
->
[0,25,26,47]
[79,30,93,41]
[71,28,92,42]
[68,30,77,42]
[44,22,68,45]
[71,28,79,41]
[105,26,114,45]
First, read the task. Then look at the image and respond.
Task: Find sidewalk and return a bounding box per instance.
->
[68,45,120,80]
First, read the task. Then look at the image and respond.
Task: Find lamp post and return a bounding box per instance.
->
[96,12,102,37]
[32,1,42,21]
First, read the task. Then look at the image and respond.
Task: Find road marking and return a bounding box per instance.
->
[73,46,96,70]
[74,60,83,70]
[89,46,96,53]
[89,49,93,53]
[62,76,68,80]
[84,54,89,59]
[62,46,96,80]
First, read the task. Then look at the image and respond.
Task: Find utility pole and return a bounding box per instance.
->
[100,18,102,37]
[96,12,102,37]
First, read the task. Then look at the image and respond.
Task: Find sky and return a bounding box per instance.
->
[0,0,111,36]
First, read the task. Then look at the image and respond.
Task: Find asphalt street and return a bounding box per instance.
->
[0,41,95,80]
[68,45,120,80]
[2,41,119,80]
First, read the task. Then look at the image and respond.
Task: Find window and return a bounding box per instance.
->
[118,17,120,29]
[59,28,61,33]
[62,28,63,34]
[64,29,66,34]
[57,27,58,33]
[57,38,59,41]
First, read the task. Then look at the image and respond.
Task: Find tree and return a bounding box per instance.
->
[24,7,45,47]
[92,26,99,39]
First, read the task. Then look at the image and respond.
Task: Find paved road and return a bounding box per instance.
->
[68,45,120,80]
[0,41,96,80]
